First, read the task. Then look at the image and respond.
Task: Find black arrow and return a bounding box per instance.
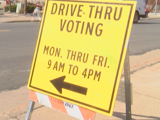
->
[50,76,87,95]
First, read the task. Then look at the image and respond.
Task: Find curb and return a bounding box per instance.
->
[148,13,160,19]
[148,16,160,19]
[3,20,41,23]
[0,13,159,23]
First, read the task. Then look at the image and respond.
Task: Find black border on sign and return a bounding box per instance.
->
[29,0,133,114]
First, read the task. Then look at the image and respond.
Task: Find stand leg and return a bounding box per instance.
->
[124,47,132,120]
[25,100,35,120]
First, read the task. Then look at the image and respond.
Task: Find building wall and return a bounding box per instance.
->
[147,0,160,12]
[148,0,160,5]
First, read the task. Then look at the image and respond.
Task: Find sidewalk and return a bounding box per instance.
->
[0,10,160,120]
[0,12,160,23]
[148,13,160,19]
[0,49,160,120]
[0,12,40,23]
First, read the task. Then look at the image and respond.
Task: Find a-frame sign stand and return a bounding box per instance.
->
[25,100,35,120]
[124,46,132,120]
[25,47,132,120]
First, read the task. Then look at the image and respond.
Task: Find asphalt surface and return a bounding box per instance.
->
[0,22,39,91]
[129,19,160,55]
[0,13,160,120]
[0,19,160,92]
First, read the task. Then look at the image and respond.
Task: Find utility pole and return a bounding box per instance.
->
[9,0,11,12]
[155,0,158,14]
[24,0,27,14]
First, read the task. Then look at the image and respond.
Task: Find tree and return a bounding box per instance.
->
[24,0,27,14]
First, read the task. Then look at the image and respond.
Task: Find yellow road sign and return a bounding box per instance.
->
[28,0,136,116]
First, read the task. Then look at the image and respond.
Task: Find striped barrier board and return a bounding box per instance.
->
[29,90,95,120]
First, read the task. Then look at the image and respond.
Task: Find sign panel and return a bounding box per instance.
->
[28,0,136,116]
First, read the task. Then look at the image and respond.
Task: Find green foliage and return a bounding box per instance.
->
[4,5,36,13]
[4,5,17,12]
[4,6,9,12]
[27,5,36,13]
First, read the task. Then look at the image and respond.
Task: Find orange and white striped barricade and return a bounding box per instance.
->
[25,90,95,120]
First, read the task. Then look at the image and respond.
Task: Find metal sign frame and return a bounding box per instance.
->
[124,46,132,120]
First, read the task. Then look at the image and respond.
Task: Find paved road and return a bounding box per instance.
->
[0,19,160,92]
[129,19,160,55]
[0,22,39,91]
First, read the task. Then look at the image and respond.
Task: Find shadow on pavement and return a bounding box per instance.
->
[112,112,160,120]
[137,22,160,24]
[136,20,160,24]
[0,16,17,18]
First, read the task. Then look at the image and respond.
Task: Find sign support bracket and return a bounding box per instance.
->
[25,100,35,120]
[124,45,132,120]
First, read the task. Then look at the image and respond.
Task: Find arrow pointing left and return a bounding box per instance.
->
[50,76,88,95]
